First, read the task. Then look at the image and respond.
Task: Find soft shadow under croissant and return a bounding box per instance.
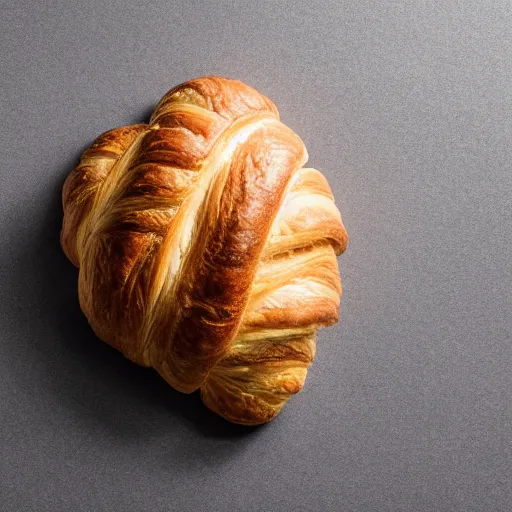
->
[60,76,348,425]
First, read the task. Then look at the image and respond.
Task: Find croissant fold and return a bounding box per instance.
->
[61,76,348,425]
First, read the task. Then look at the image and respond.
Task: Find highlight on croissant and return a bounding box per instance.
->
[61,76,348,425]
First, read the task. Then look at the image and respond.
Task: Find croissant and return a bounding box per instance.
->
[61,76,348,425]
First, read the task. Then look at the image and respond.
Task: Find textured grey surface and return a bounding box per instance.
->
[1,1,511,511]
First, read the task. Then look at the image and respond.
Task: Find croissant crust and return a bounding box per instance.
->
[61,76,348,425]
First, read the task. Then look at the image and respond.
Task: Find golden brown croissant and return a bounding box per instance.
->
[61,76,348,425]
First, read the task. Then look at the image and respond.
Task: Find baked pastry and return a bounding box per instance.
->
[61,76,348,425]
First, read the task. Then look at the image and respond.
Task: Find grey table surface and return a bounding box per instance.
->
[1,1,511,511]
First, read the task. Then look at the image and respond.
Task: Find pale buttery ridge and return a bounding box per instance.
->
[61,76,347,425]
[141,113,286,371]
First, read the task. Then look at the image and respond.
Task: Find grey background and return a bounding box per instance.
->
[1,1,511,511]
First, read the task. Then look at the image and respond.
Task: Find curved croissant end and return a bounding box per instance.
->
[61,76,348,425]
